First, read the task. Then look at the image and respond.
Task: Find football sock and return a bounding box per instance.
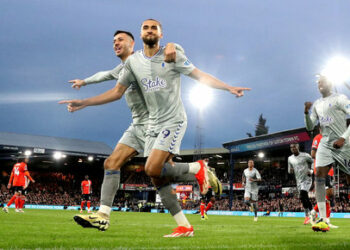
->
[158,184,181,216]
[87,201,91,210]
[188,162,201,174]
[326,202,331,218]
[98,205,112,217]
[100,170,120,208]
[315,177,326,219]
[253,202,258,217]
[205,201,213,212]
[173,211,191,228]
[173,173,197,183]
[7,194,17,207]
[15,197,20,209]
[200,202,205,216]
[81,201,85,210]
[244,199,251,207]
[20,197,25,209]
[160,162,190,178]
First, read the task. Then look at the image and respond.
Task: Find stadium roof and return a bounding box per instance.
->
[180,148,229,156]
[0,132,113,156]
[222,127,311,153]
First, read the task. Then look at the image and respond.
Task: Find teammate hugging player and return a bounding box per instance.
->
[60,19,248,237]
[242,160,261,222]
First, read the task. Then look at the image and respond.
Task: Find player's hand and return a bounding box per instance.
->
[58,99,87,112]
[228,86,251,98]
[7,183,11,189]
[32,180,36,183]
[164,43,176,63]
[333,137,345,149]
[69,79,86,90]
[304,102,312,114]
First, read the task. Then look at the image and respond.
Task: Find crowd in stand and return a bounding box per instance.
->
[1,167,349,212]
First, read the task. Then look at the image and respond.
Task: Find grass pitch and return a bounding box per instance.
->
[1,209,350,249]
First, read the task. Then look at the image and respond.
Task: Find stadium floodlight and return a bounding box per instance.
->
[258,152,264,158]
[24,150,32,156]
[189,84,213,110]
[88,156,94,161]
[53,151,63,160]
[321,56,350,85]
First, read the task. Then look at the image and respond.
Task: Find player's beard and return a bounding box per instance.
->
[142,35,159,47]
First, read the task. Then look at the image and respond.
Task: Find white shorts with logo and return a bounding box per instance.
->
[118,124,146,156]
[144,121,187,157]
[244,189,258,201]
[315,141,350,175]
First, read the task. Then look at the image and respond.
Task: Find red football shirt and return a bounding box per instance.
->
[81,180,92,194]
[10,162,28,187]
[312,134,334,176]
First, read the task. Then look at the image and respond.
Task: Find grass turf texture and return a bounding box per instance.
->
[1,209,350,249]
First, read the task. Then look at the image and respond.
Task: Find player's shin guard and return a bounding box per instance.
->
[158,184,182,216]
[173,173,197,183]
[315,177,327,219]
[326,202,331,218]
[7,194,17,207]
[100,170,120,216]
[158,183,192,227]
[81,201,85,210]
[253,202,258,217]
[160,162,190,179]
[20,197,25,209]
[15,197,20,209]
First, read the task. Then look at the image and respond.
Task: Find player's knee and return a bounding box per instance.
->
[145,162,162,177]
[145,166,159,177]
[104,157,122,171]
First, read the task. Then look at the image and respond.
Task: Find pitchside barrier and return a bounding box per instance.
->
[7,204,350,219]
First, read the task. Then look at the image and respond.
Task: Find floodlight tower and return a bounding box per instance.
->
[193,110,204,161]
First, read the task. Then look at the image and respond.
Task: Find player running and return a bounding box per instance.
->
[304,75,350,232]
[60,19,248,237]
[309,132,338,228]
[61,30,221,232]
[68,30,180,230]
[80,175,92,213]
[288,143,313,225]
[3,157,35,213]
[242,160,261,222]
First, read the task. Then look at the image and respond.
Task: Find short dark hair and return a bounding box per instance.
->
[143,19,162,32]
[114,30,134,41]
